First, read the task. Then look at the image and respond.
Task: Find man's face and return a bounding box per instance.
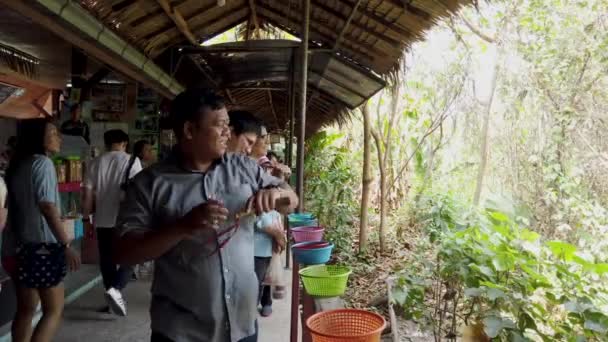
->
[186,107,231,159]
[228,130,258,155]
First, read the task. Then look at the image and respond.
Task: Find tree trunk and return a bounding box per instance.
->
[473,59,499,206]
[371,129,386,252]
[359,103,372,254]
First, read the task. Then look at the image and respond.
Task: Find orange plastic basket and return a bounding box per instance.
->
[306,309,386,342]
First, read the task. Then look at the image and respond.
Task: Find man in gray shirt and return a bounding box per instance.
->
[114,88,298,342]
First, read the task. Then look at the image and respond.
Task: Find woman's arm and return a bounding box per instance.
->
[39,202,70,245]
[33,158,70,244]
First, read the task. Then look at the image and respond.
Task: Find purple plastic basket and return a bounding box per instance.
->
[291,226,324,243]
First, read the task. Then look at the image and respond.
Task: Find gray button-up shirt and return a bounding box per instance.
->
[117,152,283,342]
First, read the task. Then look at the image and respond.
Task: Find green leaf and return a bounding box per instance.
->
[583,312,608,334]
[392,288,407,306]
[480,281,507,290]
[547,241,577,261]
[465,287,484,297]
[492,253,515,272]
[483,315,516,338]
[469,263,495,278]
[489,211,509,222]
[487,288,506,300]
[564,300,594,314]
[520,229,540,242]
[593,263,608,275]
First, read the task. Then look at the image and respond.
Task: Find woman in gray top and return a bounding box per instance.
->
[3,119,80,342]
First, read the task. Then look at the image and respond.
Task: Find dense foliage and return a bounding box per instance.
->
[301,0,608,339]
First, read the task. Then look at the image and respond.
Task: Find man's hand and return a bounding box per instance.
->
[178,200,229,237]
[273,233,286,253]
[266,226,286,253]
[65,247,81,272]
[247,189,290,215]
[271,164,292,180]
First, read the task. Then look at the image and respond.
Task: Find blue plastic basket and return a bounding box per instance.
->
[289,213,318,228]
[292,241,334,265]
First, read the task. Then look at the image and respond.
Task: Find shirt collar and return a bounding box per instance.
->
[167,147,227,174]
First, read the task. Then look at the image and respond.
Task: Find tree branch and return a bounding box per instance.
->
[459,13,496,43]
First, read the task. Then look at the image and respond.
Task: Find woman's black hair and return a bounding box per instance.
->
[6,118,51,180]
[133,140,150,159]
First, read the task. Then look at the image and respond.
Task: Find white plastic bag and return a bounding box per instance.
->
[263,252,285,286]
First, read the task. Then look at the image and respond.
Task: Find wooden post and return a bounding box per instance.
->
[291,0,311,341]
[285,48,296,269]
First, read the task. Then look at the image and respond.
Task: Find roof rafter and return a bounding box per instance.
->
[256,4,388,61]
[130,0,189,27]
[267,89,280,128]
[147,6,249,56]
[190,5,249,39]
[142,1,217,40]
[309,0,401,47]
[263,1,399,58]
[365,0,432,20]
[247,0,260,40]
[156,0,197,44]
[331,0,362,50]
[339,0,414,37]
[257,14,376,68]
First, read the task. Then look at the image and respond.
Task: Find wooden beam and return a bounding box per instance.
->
[149,9,248,57]
[332,0,362,50]
[261,2,397,58]
[310,0,401,47]
[267,90,279,128]
[366,0,431,20]
[142,1,217,40]
[156,0,198,44]
[340,0,414,37]
[224,89,236,104]
[112,0,137,12]
[292,3,311,342]
[130,0,189,27]
[247,0,260,39]
[190,5,250,38]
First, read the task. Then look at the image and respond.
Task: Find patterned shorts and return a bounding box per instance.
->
[17,243,67,289]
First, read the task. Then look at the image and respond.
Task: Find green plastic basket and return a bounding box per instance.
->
[299,265,352,297]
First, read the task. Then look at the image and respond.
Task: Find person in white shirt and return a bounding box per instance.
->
[82,129,142,316]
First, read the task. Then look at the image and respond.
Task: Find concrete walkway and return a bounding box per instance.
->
[54,270,294,342]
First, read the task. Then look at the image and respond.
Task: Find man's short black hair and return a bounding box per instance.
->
[170,88,226,139]
[228,110,262,137]
[104,129,129,148]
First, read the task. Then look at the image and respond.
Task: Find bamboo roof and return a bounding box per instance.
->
[78,0,469,132]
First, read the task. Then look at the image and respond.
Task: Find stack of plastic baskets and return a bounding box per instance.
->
[291,226,324,243]
[292,241,334,265]
[288,213,318,228]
